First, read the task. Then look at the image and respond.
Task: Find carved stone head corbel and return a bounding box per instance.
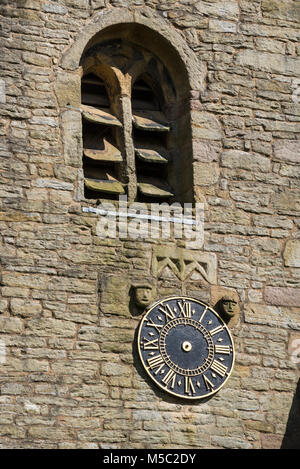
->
[211,286,239,326]
[219,295,238,323]
[130,279,155,316]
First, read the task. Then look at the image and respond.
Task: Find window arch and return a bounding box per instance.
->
[79,37,192,204]
[59,9,205,205]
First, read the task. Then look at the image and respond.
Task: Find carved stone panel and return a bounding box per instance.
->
[152,246,217,285]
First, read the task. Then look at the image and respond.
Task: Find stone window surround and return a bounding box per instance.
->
[55,7,206,206]
[80,39,181,203]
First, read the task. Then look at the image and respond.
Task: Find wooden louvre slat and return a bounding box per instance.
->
[81,104,122,127]
[84,177,125,194]
[132,111,170,132]
[137,182,174,198]
[135,148,169,164]
[84,139,122,163]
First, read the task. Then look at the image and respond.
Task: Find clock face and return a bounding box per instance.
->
[137,296,235,400]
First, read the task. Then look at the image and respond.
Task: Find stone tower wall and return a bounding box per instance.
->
[0,0,300,449]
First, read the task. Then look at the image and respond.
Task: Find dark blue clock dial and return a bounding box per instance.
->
[138,296,235,399]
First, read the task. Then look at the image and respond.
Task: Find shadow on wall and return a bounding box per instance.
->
[281,378,300,449]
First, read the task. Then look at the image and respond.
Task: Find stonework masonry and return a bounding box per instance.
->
[0,0,300,449]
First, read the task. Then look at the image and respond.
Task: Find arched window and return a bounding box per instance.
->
[58,10,205,205]
[78,34,194,205]
[50,5,209,207]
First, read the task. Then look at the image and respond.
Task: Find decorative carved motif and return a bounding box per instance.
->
[152,246,217,284]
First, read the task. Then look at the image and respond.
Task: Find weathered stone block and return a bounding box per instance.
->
[102,362,131,377]
[262,0,300,21]
[236,50,300,75]
[221,150,271,173]
[100,328,134,345]
[271,192,300,214]
[211,207,251,225]
[17,0,40,9]
[191,111,222,140]
[29,117,58,127]
[0,79,5,104]
[55,72,81,108]
[244,303,300,330]
[48,277,95,294]
[51,360,99,376]
[261,434,283,449]
[211,435,252,449]
[255,38,286,54]
[279,164,300,178]
[25,318,77,337]
[284,240,300,267]
[62,109,82,167]
[77,429,127,442]
[34,178,73,191]
[193,162,219,186]
[253,215,293,230]
[100,274,131,317]
[0,425,26,439]
[209,19,237,33]
[1,383,29,395]
[10,298,42,318]
[2,272,48,289]
[192,140,220,162]
[0,317,23,334]
[42,3,68,14]
[273,140,300,164]
[257,119,299,133]
[264,287,300,307]
[71,383,108,398]
[23,359,49,373]
[245,419,274,433]
[28,426,76,440]
[91,0,106,8]
[23,52,51,67]
[64,0,89,8]
[195,1,239,20]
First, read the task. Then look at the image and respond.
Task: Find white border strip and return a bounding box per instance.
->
[82,206,197,225]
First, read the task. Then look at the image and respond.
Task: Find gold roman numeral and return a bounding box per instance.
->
[209,325,224,336]
[178,301,192,318]
[147,354,164,375]
[211,360,228,378]
[199,306,208,323]
[146,318,163,334]
[162,369,177,389]
[185,377,196,396]
[203,374,214,391]
[215,345,231,355]
[158,304,176,322]
[142,337,159,350]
